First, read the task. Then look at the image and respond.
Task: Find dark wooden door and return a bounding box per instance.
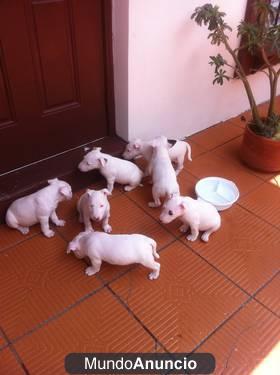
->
[0,0,109,174]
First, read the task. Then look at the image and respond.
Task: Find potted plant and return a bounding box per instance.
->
[191,1,280,172]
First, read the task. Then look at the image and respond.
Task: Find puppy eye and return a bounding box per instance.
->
[100,204,104,208]
[168,210,173,216]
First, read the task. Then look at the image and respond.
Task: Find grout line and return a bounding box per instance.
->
[9,284,105,347]
[251,271,280,319]
[123,192,179,240]
[0,232,40,254]
[236,201,280,233]
[191,295,253,354]
[193,270,280,353]
[178,238,252,297]
[107,284,170,354]
[179,237,280,304]
[0,327,29,374]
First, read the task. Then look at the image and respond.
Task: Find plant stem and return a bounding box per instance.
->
[222,33,262,127]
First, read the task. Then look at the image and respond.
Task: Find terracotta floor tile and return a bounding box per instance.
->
[185,152,263,196]
[0,333,6,349]
[56,190,83,220]
[0,235,101,340]
[185,139,207,160]
[213,137,274,181]
[0,224,39,253]
[58,194,174,283]
[0,347,25,375]
[14,289,161,374]
[239,182,280,230]
[255,274,280,316]
[110,241,247,352]
[127,171,198,238]
[181,205,280,294]
[189,121,244,150]
[196,300,280,375]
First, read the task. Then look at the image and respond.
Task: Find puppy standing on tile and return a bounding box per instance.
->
[77,188,112,233]
[160,195,221,242]
[148,136,180,208]
[123,137,192,176]
[78,147,143,193]
[67,231,160,280]
[5,178,72,238]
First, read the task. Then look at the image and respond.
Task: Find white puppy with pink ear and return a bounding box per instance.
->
[5,178,72,238]
[123,137,192,176]
[160,195,221,242]
[148,136,180,208]
[78,147,143,193]
[77,188,112,233]
[67,231,160,280]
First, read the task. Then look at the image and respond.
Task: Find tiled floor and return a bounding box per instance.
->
[1,111,280,374]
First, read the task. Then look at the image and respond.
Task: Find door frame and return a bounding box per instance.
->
[103,0,116,137]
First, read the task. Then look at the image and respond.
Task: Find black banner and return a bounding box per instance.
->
[65,353,215,374]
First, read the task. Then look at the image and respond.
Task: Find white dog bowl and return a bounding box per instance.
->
[195,177,239,211]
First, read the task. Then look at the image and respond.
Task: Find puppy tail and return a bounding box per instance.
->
[184,141,192,161]
[150,240,159,259]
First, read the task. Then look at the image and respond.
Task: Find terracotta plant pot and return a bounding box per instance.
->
[240,125,280,172]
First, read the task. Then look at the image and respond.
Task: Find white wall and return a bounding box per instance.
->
[113,0,280,141]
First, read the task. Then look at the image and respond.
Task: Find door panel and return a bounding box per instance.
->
[0,0,109,174]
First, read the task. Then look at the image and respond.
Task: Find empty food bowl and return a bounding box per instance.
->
[195,177,240,211]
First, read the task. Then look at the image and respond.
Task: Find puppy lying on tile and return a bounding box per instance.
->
[77,188,112,233]
[67,231,160,280]
[148,136,180,208]
[6,178,72,238]
[123,136,192,176]
[160,195,221,242]
[78,147,143,193]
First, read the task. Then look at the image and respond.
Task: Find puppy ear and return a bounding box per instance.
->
[133,142,140,150]
[102,188,111,196]
[67,242,76,254]
[48,178,58,184]
[180,202,186,210]
[86,189,93,198]
[92,147,102,152]
[59,186,70,197]
[98,157,108,167]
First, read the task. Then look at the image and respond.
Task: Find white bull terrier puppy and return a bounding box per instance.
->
[148,137,180,208]
[6,178,72,238]
[123,137,192,176]
[77,188,112,233]
[67,231,160,280]
[78,147,143,193]
[160,195,221,242]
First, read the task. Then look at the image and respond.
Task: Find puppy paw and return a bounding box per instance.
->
[124,185,134,192]
[186,234,197,242]
[56,219,66,227]
[148,271,159,280]
[148,202,160,208]
[179,225,188,233]
[103,224,112,233]
[19,227,30,235]
[44,230,55,238]
[85,267,96,276]
[201,233,209,242]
